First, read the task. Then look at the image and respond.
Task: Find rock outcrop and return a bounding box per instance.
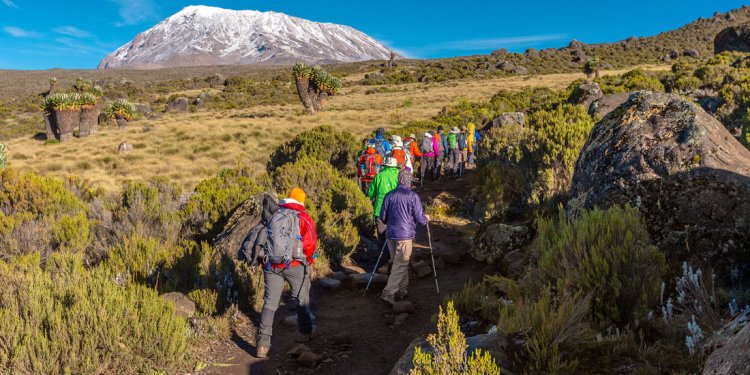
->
[702,309,750,375]
[715,23,750,54]
[166,97,190,113]
[490,112,526,128]
[160,292,196,318]
[472,222,531,266]
[588,92,632,118]
[568,82,603,110]
[568,92,750,279]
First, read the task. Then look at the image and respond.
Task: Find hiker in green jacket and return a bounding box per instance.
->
[367,157,400,270]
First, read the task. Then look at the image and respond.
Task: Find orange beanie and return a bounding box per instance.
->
[288,187,306,205]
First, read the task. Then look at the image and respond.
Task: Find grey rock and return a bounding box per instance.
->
[389,337,430,375]
[702,310,750,375]
[329,271,348,281]
[490,112,526,128]
[568,92,750,278]
[513,66,529,75]
[589,92,632,118]
[393,301,415,314]
[166,97,190,112]
[466,333,507,366]
[160,292,196,318]
[496,61,515,72]
[342,265,366,275]
[393,313,409,326]
[318,277,342,290]
[568,82,604,110]
[473,223,531,264]
[350,273,387,287]
[116,141,134,154]
[205,73,225,87]
[287,343,311,357]
[683,48,701,58]
[297,351,321,367]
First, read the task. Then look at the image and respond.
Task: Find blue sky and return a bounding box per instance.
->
[0,0,747,70]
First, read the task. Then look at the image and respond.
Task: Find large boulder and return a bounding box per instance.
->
[588,92,632,118]
[568,82,604,110]
[702,310,750,375]
[715,23,750,54]
[212,193,277,310]
[472,222,531,265]
[160,292,196,318]
[490,112,526,128]
[166,97,190,113]
[568,92,750,279]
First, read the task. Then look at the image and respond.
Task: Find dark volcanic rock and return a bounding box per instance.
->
[568,92,750,279]
[702,310,750,375]
[166,97,190,112]
[568,82,604,110]
[715,23,750,54]
[490,112,526,128]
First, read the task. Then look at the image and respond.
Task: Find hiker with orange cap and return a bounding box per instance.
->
[256,187,318,358]
[358,144,382,193]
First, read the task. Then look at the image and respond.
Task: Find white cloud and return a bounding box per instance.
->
[109,0,159,26]
[54,26,91,38]
[1,0,18,9]
[3,26,41,38]
[405,34,569,57]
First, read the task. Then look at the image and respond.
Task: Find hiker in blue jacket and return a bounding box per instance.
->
[368,127,392,157]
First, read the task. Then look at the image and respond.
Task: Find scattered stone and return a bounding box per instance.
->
[393,313,410,326]
[513,66,529,75]
[568,92,750,279]
[472,223,531,264]
[496,60,515,72]
[683,48,700,58]
[715,23,750,54]
[393,301,415,314]
[490,112,525,128]
[568,82,604,110]
[350,273,388,287]
[116,141,134,154]
[342,265,366,275]
[490,48,508,59]
[166,97,190,112]
[328,271,347,281]
[160,292,195,318]
[297,351,321,367]
[466,333,508,366]
[318,277,342,290]
[287,343,311,357]
[411,260,433,278]
[589,92,632,118]
[205,73,225,87]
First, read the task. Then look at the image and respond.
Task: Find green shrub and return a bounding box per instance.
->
[411,301,500,375]
[188,288,219,317]
[271,158,372,267]
[536,206,665,328]
[105,235,181,286]
[0,253,187,373]
[113,178,183,244]
[267,125,360,175]
[0,142,7,169]
[181,165,263,239]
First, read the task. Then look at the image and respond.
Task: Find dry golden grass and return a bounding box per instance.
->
[5,65,668,192]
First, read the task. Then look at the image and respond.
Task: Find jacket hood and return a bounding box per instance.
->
[376,128,385,137]
[280,199,305,211]
[261,194,279,225]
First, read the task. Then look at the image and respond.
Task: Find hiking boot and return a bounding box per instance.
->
[396,290,408,299]
[256,346,270,358]
[381,293,396,306]
[296,326,317,343]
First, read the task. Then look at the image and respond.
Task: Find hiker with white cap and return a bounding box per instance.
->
[446,126,464,176]
[367,156,401,269]
[391,139,410,170]
[419,131,439,184]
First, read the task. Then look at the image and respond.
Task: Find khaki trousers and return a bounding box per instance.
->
[382,239,413,298]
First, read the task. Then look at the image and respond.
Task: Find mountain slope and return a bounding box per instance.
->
[98,5,392,69]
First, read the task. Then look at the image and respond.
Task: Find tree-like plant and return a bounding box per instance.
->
[105,99,136,128]
[292,63,342,115]
[583,57,601,80]
[78,92,99,137]
[45,93,81,142]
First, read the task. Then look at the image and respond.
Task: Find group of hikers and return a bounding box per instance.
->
[241,125,478,358]
[356,124,481,192]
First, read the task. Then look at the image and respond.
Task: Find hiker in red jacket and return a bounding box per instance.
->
[256,187,318,358]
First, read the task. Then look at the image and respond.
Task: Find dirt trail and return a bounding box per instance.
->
[204,171,489,375]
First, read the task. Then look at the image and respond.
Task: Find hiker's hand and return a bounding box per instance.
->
[425,214,430,222]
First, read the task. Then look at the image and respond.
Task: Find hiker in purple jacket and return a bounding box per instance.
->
[378,169,430,305]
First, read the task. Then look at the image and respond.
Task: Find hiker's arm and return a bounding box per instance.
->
[367,178,376,198]
[379,194,390,224]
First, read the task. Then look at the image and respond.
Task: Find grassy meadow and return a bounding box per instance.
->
[4,65,667,192]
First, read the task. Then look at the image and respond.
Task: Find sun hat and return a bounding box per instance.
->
[288,187,306,205]
[393,140,404,148]
[408,133,416,139]
[391,135,402,143]
[450,126,460,133]
[383,157,399,168]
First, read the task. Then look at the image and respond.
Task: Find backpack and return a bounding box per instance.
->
[403,140,413,157]
[434,133,444,154]
[239,194,279,266]
[420,136,433,154]
[447,133,458,150]
[264,208,306,267]
[373,138,387,157]
[458,133,468,150]
[362,153,379,180]
[392,149,406,168]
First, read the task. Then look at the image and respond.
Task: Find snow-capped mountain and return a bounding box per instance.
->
[98,5,393,69]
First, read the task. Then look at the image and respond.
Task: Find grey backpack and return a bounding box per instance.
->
[264,208,306,267]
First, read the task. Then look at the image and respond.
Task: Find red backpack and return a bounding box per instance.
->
[362,153,379,181]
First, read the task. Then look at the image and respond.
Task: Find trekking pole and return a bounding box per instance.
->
[364,240,388,295]
[426,222,440,295]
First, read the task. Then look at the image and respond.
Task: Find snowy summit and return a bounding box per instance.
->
[98,5,393,69]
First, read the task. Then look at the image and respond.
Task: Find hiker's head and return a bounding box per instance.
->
[393,140,404,149]
[398,169,412,186]
[461,125,467,131]
[408,133,416,140]
[288,187,306,206]
[450,126,460,133]
[437,125,444,133]
[390,135,402,143]
[427,130,435,136]
[366,146,376,155]
[376,128,385,137]
[383,157,399,168]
